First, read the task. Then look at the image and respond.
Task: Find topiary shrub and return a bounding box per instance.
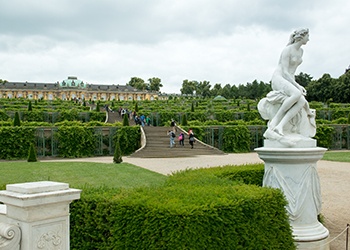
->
[113,139,122,163]
[27,143,37,162]
[122,114,129,126]
[13,111,21,126]
[28,100,33,111]
[181,114,188,126]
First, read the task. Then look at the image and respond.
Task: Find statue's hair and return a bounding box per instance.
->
[287,28,309,45]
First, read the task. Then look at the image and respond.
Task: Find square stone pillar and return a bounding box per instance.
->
[0,181,81,250]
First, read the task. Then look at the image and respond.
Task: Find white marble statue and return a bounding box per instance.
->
[258,28,316,146]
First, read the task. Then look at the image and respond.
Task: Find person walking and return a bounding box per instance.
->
[178,132,185,147]
[188,129,195,149]
[167,130,176,148]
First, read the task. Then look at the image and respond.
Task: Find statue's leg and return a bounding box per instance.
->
[269,81,302,135]
[274,97,305,135]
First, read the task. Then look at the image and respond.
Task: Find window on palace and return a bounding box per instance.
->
[71,81,75,86]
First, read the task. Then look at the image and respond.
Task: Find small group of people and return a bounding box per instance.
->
[167,127,195,149]
[134,114,151,126]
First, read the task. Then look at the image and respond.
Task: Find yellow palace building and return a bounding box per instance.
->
[0,76,161,101]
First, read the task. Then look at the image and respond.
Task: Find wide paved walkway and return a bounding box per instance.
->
[41,152,350,249]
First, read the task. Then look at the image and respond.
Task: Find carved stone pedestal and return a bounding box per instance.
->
[255,144,329,250]
[0,181,81,250]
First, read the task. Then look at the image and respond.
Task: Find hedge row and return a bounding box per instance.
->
[70,164,294,249]
[0,110,106,123]
[0,126,140,159]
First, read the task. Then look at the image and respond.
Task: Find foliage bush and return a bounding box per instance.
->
[113,126,141,155]
[221,126,251,153]
[27,143,37,162]
[55,126,96,157]
[122,114,129,126]
[70,164,294,249]
[0,127,36,159]
[0,110,10,121]
[315,125,335,148]
[113,138,123,163]
[13,111,21,126]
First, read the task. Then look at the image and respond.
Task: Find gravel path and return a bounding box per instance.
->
[42,152,350,249]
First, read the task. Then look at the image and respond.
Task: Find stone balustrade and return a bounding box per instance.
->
[0,181,81,250]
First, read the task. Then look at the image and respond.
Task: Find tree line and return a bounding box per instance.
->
[126,65,350,103]
[179,67,350,103]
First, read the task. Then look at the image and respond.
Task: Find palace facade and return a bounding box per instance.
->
[0,76,163,101]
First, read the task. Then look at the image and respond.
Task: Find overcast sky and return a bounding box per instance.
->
[1,0,349,93]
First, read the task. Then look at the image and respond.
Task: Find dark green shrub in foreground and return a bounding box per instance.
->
[113,139,123,163]
[13,111,21,126]
[28,100,32,111]
[27,143,37,162]
[0,127,35,159]
[122,114,129,126]
[70,164,294,249]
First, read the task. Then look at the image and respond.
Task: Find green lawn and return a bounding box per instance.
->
[322,151,350,162]
[0,161,167,189]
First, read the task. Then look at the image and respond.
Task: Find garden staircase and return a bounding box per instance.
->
[130,126,225,158]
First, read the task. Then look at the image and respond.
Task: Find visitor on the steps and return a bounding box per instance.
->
[146,116,151,126]
[188,129,195,149]
[178,132,185,147]
[167,130,176,148]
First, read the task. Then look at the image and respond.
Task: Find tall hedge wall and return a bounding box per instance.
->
[70,164,294,249]
[0,127,36,159]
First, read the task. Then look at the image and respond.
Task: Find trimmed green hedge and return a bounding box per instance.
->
[70,164,294,249]
[0,127,36,159]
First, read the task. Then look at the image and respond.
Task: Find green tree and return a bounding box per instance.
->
[197,81,211,98]
[27,143,37,162]
[295,72,313,87]
[28,101,33,111]
[123,114,129,126]
[135,102,139,113]
[181,114,188,126]
[306,74,334,102]
[180,80,197,95]
[113,139,123,163]
[221,84,232,99]
[148,77,163,91]
[128,77,147,90]
[0,79,8,85]
[211,83,223,97]
[95,102,100,112]
[13,111,21,126]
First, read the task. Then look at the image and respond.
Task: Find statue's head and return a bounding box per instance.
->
[288,28,309,45]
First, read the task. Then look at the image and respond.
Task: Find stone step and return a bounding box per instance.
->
[130,126,224,158]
